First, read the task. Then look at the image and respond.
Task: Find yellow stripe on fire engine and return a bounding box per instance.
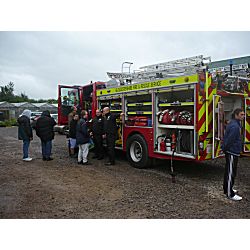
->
[97,75,199,96]
[198,104,205,121]
[127,111,152,115]
[198,76,214,135]
[199,122,206,137]
[127,102,152,106]
[205,73,212,132]
[110,103,122,106]
[245,120,250,151]
[197,77,216,160]
[216,141,222,157]
[159,102,194,107]
[208,92,216,128]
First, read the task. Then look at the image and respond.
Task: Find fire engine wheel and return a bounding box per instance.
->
[126,134,151,169]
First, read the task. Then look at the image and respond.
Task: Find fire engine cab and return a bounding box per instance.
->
[57,55,250,169]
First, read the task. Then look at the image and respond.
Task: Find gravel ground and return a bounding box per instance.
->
[0,127,249,218]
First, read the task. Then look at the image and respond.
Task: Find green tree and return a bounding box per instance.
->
[0,82,15,101]
[47,98,57,104]
[20,92,29,101]
[0,82,58,104]
[37,99,47,103]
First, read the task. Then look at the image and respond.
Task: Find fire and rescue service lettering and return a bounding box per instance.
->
[97,75,198,96]
[140,81,161,89]
[115,81,161,92]
[115,81,162,93]
[115,85,133,92]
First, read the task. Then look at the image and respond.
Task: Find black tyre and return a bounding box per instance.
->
[126,134,152,168]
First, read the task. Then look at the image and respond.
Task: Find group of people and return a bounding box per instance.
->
[68,107,124,166]
[18,106,245,201]
[18,109,56,161]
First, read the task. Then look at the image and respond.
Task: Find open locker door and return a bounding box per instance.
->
[212,95,225,159]
[243,97,250,153]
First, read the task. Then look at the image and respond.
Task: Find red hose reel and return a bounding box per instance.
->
[157,109,193,125]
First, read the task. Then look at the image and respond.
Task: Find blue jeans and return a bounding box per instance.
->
[23,140,30,159]
[41,140,52,159]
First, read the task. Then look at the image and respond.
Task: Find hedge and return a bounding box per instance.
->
[0,119,18,127]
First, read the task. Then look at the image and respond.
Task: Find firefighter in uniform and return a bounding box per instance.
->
[92,109,105,160]
[102,107,124,166]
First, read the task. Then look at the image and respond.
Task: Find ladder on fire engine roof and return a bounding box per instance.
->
[208,63,250,79]
[107,55,211,85]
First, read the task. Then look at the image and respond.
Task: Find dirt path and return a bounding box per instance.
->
[0,127,249,218]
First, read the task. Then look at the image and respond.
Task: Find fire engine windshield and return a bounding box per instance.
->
[60,87,80,119]
[61,88,79,107]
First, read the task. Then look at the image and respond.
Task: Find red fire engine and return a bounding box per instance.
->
[57,55,250,170]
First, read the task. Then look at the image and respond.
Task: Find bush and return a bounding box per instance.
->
[0,119,18,127]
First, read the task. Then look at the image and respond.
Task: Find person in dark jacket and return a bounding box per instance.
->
[221,108,245,201]
[17,109,33,161]
[36,110,56,161]
[76,110,91,165]
[69,113,79,157]
[102,107,124,166]
[92,109,105,160]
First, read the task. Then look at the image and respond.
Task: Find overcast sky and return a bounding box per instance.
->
[0,31,250,99]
